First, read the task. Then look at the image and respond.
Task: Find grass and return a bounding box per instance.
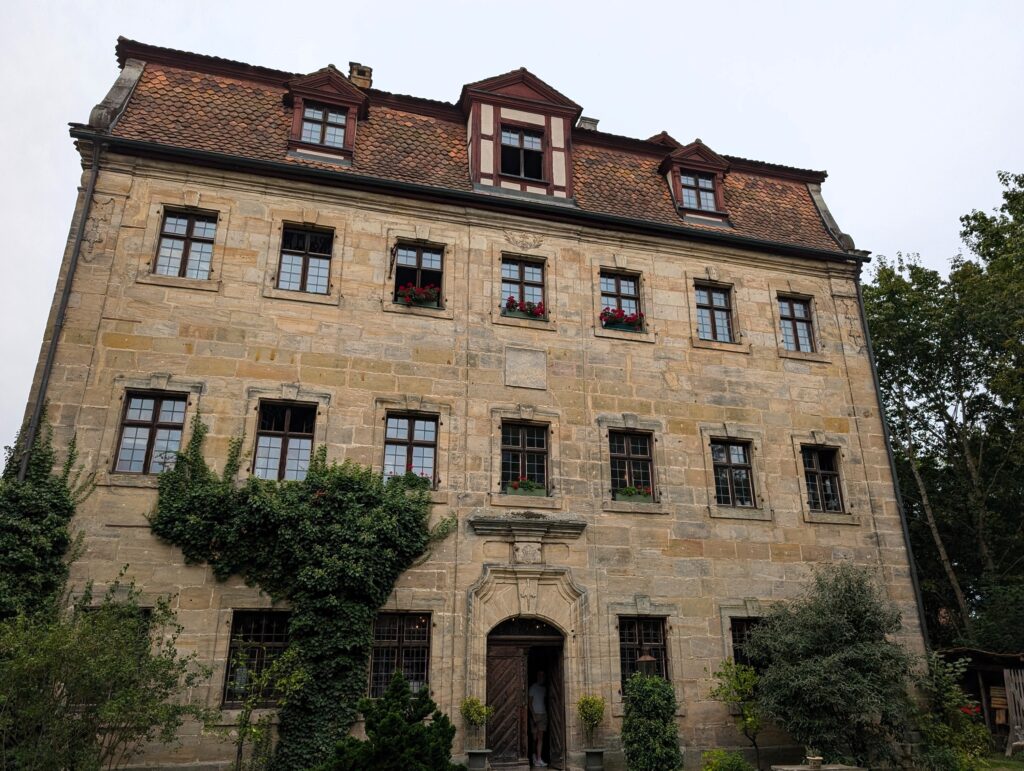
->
[988,752,1024,770]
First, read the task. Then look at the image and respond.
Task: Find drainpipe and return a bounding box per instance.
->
[17,141,103,481]
[854,273,931,650]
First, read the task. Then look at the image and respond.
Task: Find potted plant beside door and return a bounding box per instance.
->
[577,694,606,770]
[460,696,494,770]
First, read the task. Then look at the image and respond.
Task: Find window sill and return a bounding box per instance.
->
[383,300,454,321]
[97,472,160,489]
[472,182,578,207]
[429,490,449,505]
[136,273,222,293]
[262,285,341,307]
[595,325,656,344]
[216,707,279,727]
[803,510,861,526]
[489,492,562,510]
[601,499,668,515]
[778,348,832,364]
[286,140,353,162]
[492,311,557,331]
[707,504,772,521]
[691,336,751,354]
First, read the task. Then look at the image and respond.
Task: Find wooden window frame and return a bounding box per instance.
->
[617,616,668,687]
[222,610,291,708]
[114,390,187,475]
[383,413,439,487]
[779,296,815,352]
[801,445,845,513]
[154,210,217,280]
[298,101,347,149]
[679,171,718,212]
[253,401,317,482]
[711,440,756,508]
[500,256,546,314]
[500,421,549,493]
[369,612,431,698]
[392,243,445,308]
[599,271,644,328]
[694,283,735,343]
[729,616,763,670]
[277,226,333,295]
[608,430,654,494]
[499,124,545,181]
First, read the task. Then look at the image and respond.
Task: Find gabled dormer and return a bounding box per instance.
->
[459,68,582,200]
[660,139,730,220]
[285,66,369,161]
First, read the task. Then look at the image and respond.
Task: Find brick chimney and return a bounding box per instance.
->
[348,62,372,89]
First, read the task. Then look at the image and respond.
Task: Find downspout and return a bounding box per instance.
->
[17,141,103,481]
[854,272,931,650]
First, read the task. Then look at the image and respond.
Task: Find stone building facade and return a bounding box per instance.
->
[23,38,926,769]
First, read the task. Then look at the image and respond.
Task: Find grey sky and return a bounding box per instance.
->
[2,0,1022,446]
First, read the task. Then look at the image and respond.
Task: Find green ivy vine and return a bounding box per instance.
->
[150,418,443,769]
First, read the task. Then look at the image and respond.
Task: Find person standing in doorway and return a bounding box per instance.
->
[528,669,548,767]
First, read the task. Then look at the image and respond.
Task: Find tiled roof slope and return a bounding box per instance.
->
[109,55,846,254]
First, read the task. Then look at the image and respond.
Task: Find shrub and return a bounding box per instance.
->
[744,563,914,765]
[0,576,212,769]
[708,659,762,769]
[702,749,755,771]
[913,654,991,771]
[621,673,683,771]
[577,694,606,747]
[317,672,464,771]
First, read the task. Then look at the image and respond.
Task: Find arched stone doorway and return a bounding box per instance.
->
[487,617,565,769]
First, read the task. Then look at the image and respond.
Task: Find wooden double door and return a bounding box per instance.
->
[486,633,564,769]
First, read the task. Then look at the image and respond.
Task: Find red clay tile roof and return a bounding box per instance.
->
[108,43,847,255]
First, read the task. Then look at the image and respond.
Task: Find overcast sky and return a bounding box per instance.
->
[1,0,1022,446]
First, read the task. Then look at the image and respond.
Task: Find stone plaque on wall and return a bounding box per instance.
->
[505,346,547,390]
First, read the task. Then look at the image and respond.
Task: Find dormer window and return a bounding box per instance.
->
[501,126,544,180]
[300,103,347,149]
[680,172,717,211]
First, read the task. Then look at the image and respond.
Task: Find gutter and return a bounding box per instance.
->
[68,128,867,267]
[18,141,103,480]
[855,274,931,649]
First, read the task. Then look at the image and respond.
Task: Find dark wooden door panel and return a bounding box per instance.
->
[548,651,565,768]
[487,645,527,763]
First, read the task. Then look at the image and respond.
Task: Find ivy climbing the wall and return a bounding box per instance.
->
[150,418,441,769]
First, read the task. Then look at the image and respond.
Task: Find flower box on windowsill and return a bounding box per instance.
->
[602,321,643,332]
[394,299,440,309]
[504,487,547,497]
[613,491,653,503]
[502,309,548,321]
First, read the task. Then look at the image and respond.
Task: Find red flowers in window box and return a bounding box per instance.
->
[504,296,546,318]
[600,306,644,329]
[507,476,544,493]
[397,283,440,305]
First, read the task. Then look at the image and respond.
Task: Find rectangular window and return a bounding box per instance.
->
[393,244,444,307]
[383,414,438,484]
[680,172,717,211]
[695,284,734,342]
[154,211,217,279]
[369,612,431,697]
[500,126,544,180]
[253,402,316,481]
[501,422,548,493]
[779,297,815,352]
[711,440,755,507]
[278,226,333,295]
[618,616,668,686]
[600,271,644,328]
[609,430,654,495]
[501,257,546,315]
[802,446,844,512]
[223,610,291,707]
[300,102,347,148]
[115,392,187,474]
[730,617,763,670]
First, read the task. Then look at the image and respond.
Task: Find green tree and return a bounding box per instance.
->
[913,654,990,771]
[0,577,212,769]
[743,563,914,765]
[863,171,1024,650]
[709,659,763,769]
[317,672,464,771]
[621,672,683,771]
